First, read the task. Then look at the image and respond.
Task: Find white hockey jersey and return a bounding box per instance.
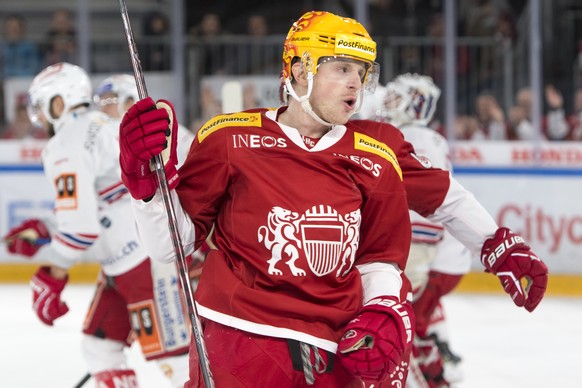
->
[399,123,472,275]
[38,108,148,276]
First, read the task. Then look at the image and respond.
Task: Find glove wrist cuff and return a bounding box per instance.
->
[35,266,69,289]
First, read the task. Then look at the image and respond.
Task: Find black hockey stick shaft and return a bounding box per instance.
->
[117,1,214,387]
[73,372,91,388]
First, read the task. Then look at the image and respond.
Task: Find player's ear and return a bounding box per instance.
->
[50,96,65,120]
[291,61,307,85]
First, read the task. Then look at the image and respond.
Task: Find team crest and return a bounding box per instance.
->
[257,205,360,277]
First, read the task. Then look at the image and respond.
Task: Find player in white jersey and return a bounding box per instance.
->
[360,73,472,387]
[93,73,207,277]
[3,63,190,387]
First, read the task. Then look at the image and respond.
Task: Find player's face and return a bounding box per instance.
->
[311,57,367,124]
[96,92,121,118]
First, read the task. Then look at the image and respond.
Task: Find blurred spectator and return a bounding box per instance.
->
[367,0,410,38]
[190,12,223,36]
[545,87,582,141]
[0,93,47,139]
[247,14,268,37]
[141,11,171,71]
[191,13,232,75]
[242,14,279,74]
[471,91,508,140]
[1,14,42,78]
[495,11,517,41]
[453,114,481,140]
[465,0,515,91]
[425,13,470,86]
[507,86,570,140]
[466,0,504,37]
[44,9,77,66]
[569,88,582,141]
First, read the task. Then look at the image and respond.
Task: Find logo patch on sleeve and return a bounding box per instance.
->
[55,173,77,210]
[198,112,261,143]
[354,132,402,180]
[410,152,433,168]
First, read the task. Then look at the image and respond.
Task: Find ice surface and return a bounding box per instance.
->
[1,284,581,388]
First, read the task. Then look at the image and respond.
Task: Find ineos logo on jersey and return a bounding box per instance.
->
[232,134,287,149]
[334,153,383,177]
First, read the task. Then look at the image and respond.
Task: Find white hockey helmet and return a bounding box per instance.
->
[27,62,92,128]
[94,74,139,117]
[381,73,441,127]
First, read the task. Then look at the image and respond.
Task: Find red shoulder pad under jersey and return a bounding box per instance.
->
[350,119,450,217]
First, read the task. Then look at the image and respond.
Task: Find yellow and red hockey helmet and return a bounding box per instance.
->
[282,11,378,84]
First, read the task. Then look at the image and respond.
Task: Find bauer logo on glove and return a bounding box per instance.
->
[337,296,414,381]
[481,227,548,312]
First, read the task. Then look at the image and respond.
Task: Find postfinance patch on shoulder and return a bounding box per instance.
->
[198,112,262,143]
[354,132,402,180]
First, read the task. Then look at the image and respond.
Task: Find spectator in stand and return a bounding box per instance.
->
[453,114,481,140]
[0,93,47,139]
[507,86,570,140]
[366,0,410,37]
[141,11,171,71]
[243,13,279,74]
[1,14,42,78]
[190,13,231,75]
[568,88,582,141]
[43,9,77,66]
[471,91,508,140]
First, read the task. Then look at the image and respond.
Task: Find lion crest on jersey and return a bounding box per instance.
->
[258,205,361,277]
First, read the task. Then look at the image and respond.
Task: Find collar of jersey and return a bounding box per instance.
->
[267,108,346,152]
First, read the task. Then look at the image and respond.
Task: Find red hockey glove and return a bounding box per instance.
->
[30,266,69,326]
[119,97,180,200]
[337,296,414,381]
[481,227,548,312]
[3,219,50,258]
[412,335,448,388]
[93,369,138,387]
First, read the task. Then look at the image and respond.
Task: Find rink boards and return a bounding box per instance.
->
[1,139,581,295]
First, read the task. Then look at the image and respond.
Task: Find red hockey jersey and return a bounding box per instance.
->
[176,107,411,352]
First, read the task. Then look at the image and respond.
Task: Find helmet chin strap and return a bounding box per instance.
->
[285,74,337,127]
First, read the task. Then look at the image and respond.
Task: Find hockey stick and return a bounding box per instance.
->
[117,1,214,387]
[72,372,91,388]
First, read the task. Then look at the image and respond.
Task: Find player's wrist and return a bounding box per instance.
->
[49,265,68,280]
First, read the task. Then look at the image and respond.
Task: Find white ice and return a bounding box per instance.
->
[1,284,581,388]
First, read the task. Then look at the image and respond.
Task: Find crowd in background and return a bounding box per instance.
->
[1,0,581,141]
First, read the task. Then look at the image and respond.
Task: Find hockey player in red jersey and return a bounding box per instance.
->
[120,10,417,387]
[3,63,191,387]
